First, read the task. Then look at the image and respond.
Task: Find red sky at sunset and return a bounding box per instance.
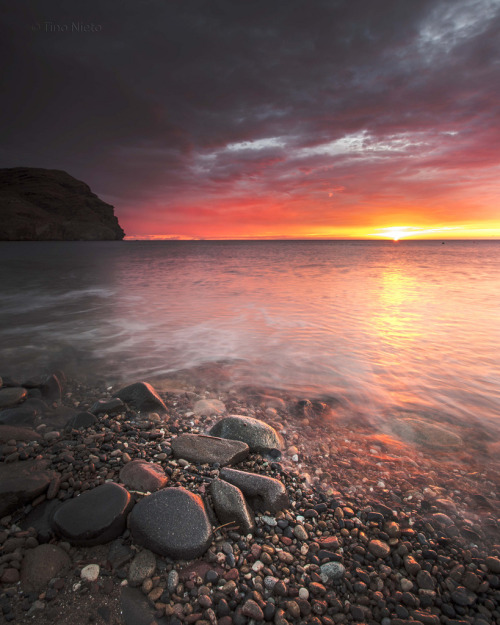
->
[2,1,500,240]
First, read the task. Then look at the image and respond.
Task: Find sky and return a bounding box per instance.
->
[1,0,500,240]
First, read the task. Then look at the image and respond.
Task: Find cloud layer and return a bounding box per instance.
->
[1,0,499,237]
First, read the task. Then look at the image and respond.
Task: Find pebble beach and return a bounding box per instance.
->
[0,371,499,625]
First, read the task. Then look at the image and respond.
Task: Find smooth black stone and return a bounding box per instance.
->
[420,593,434,608]
[128,487,212,560]
[350,605,365,620]
[263,602,275,620]
[52,483,134,545]
[396,605,409,618]
[205,570,219,584]
[232,612,247,625]
[216,599,230,617]
[401,592,418,607]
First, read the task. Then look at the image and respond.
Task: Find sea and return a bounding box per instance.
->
[1,240,500,455]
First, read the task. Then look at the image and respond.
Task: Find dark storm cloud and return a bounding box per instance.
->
[1,0,499,235]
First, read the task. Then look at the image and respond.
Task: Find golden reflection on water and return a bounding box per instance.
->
[370,268,422,384]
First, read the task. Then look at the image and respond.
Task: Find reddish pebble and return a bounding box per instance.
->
[224,568,239,581]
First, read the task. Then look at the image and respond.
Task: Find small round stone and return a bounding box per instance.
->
[293,524,308,541]
[298,587,309,600]
[368,539,391,558]
[320,562,345,582]
[81,564,100,582]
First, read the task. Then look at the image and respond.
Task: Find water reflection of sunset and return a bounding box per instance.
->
[373,269,421,348]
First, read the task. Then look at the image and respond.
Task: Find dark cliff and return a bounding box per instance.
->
[0,168,125,240]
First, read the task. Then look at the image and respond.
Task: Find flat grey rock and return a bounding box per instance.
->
[0,459,53,517]
[171,433,249,466]
[208,415,283,452]
[210,478,255,534]
[20,544,71,592]
[113,382,167,412]
[128,487,212,560]
[52,483,134,545]
[119,460,168,492]
[219,468,288,513]
[0,387,27,409]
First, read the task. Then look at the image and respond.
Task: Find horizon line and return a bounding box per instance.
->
[123,236,500,242]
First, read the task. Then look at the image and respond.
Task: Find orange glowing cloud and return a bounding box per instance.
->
[5,2,499,240]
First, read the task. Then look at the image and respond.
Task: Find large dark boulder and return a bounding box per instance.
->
[52,483,134,545]
[128,487,212,560]
[0,167,125,240]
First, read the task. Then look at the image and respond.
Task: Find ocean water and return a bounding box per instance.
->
[1,240,500,440]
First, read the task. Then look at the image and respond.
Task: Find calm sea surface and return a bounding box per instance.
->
[1,240,500,436]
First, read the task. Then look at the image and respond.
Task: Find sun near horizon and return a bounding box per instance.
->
[124,223,500,241]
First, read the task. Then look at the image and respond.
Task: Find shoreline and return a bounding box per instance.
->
[0,373,499,625]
